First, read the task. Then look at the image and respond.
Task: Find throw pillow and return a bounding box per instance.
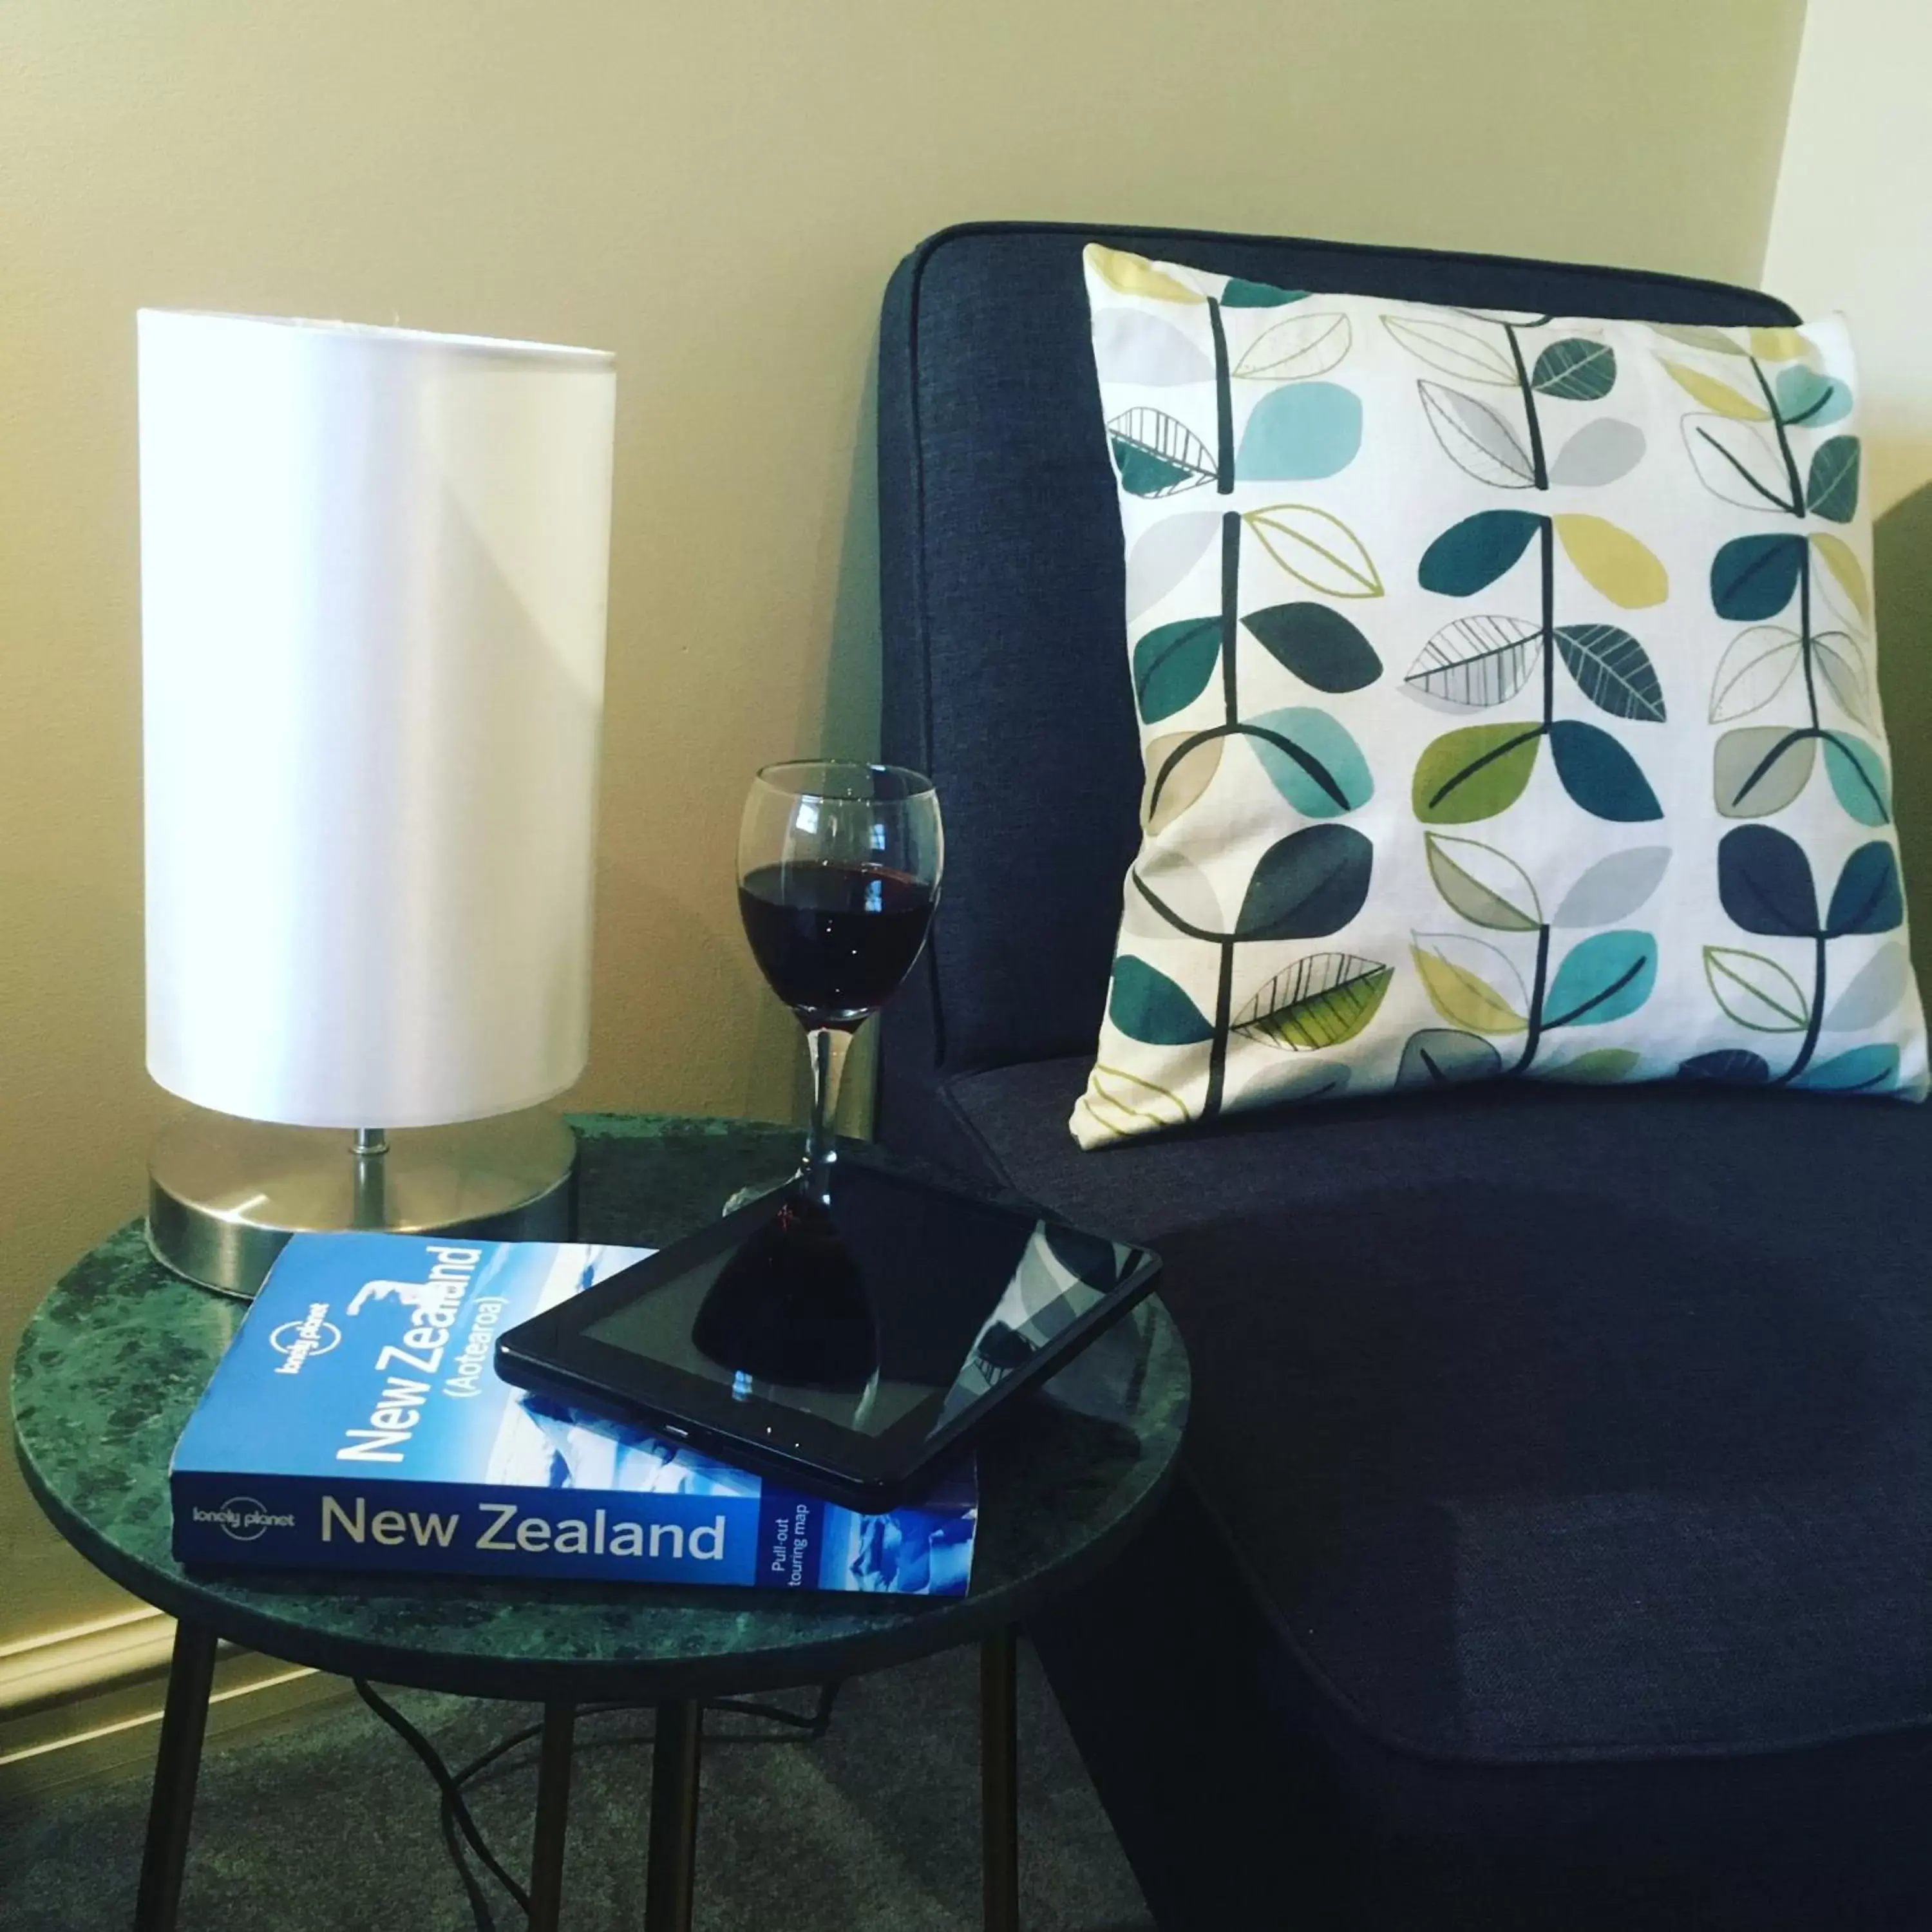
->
[1072,245,1926,1148]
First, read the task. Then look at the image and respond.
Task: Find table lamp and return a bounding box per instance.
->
[138,310,618,1294]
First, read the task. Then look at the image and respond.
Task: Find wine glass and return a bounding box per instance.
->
[737,761,943,1204]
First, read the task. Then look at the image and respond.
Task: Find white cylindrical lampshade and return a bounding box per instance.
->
[140,312,617,1129]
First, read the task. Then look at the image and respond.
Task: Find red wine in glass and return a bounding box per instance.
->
[737,764,943,1202]
[738,860,936,1026]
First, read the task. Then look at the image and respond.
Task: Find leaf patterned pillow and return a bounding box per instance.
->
[1072,245,1926,1148]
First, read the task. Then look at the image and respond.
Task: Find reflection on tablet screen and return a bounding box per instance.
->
[580,1166,1139,1448]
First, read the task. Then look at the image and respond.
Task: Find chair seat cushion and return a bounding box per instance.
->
[942,1059,1932,1763]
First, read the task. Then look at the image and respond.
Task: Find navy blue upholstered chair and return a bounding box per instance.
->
[875,224,1932,1931]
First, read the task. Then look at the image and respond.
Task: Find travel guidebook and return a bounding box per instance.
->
[171,1235,976,1596]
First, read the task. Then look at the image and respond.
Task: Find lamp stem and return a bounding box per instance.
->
[352,1126,388,1229]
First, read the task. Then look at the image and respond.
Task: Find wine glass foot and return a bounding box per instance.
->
[721,1175,790,1217]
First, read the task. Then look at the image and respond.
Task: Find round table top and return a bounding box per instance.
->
[11,1114,1190,1701]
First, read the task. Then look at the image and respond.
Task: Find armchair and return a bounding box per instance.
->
[875,222,1932,1929]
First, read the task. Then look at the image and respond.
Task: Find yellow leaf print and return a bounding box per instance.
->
[1553,515,1669,609]
[1748,327,1814,365]
[1810,533,1871,625]
[1079,1064,1191,1141]
[1412,942,1528,1035]
[1660,359,1768,421]
[1542,1046,1641,1083]
[1085,245,1205,305]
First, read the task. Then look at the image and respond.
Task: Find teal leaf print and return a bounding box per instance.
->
[1132,616,1220,723]
[1553,623,1665,723]
[1531,337,1616,401]
[1236,383,1363,482]
[1795,1043,1899,1095]
[1678,1048,1773,1084]
[1220,277,1309,308]
[1242,603,1381,692]
[1719,826,1819,938]
[1548,720,1663,822]
[1824,842,1904,938]
[1235,824,1374,940]
[1821,732,1891,826]
[1418,510,1542,596]
[1544,930,1657,1027]
[1245,708,1374,818]
[1263,1061,1354,1104]
[1710,533,1806,621]
[1774,364,1852,430]
[1806,437,1861,524]
[1108,408,1215,497]
[1396,1027,1504,1088]
[1109,957,1214,1046]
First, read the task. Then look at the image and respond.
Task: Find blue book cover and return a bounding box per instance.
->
[171,1234,976,1596]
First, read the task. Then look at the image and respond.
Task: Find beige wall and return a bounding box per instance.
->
[1761,0,1932,960]
[0,1,1804,1647]
[1764,0,1932,516]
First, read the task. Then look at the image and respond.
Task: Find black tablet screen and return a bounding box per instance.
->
[579,1162,1142,1444]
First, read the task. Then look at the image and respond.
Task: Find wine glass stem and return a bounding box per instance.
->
[803,1025,853,1201]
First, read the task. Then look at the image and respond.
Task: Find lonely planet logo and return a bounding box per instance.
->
[191,1497,296,1543]
[270,1302,340,1376]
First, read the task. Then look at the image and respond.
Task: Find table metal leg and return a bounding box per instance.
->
[528,1701,576,1932]
[644,1696,703,1932]
[982,1625,1020,1932]
[133,1619,219,1932]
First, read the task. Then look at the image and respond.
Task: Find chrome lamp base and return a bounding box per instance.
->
[147,1108,578,1297]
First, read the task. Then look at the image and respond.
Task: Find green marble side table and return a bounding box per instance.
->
[10,1115,1190,1932]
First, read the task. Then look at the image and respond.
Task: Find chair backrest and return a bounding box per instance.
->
[876,220,1797,1102]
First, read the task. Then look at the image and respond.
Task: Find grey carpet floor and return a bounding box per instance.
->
[0,1640,1152,1931]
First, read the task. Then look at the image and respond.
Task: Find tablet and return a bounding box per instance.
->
[493,1155,1162,1510]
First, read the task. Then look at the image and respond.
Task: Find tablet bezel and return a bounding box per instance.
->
[493,1164,1162,1509]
